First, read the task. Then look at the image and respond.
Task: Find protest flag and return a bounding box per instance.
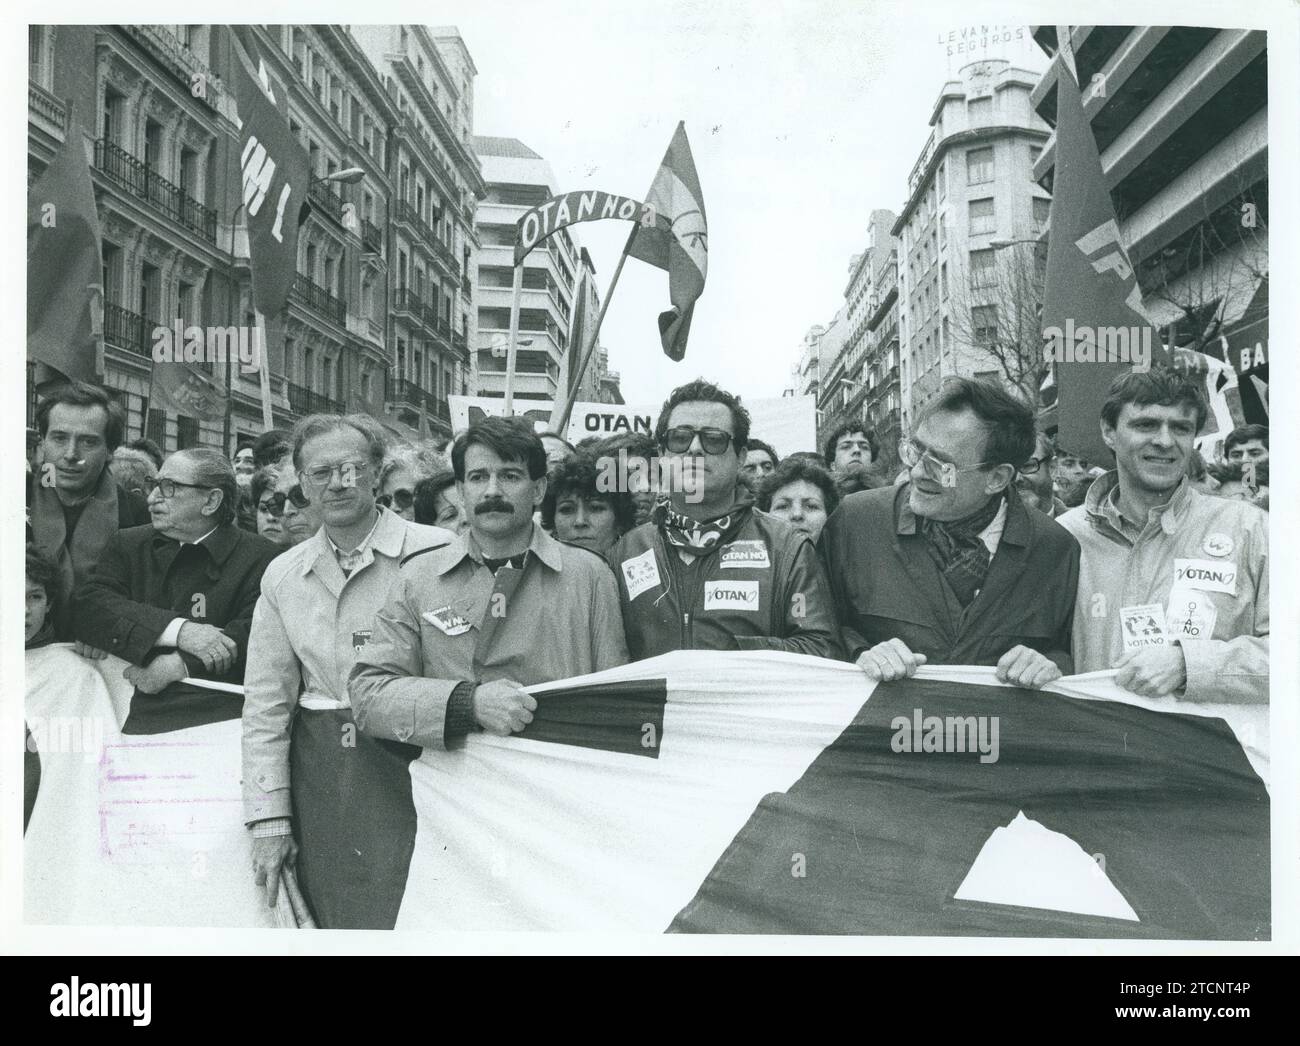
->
[28,114,104,386]
[229,26,311,428]
[1041,29,1167,466]
[628,121,708,362]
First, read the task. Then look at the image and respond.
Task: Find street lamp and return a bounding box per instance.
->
[316,166,366,185]
[990,236,1045,251]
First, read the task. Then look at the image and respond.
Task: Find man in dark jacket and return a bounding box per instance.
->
[72,448,280,732]
[821,378,1078,687]
[28,382,151,639]
[608,379,842,661]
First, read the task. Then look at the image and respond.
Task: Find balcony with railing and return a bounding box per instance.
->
[285,380,344,416]
[393,200,457,275]
[361,216,383,253]
[395,114,459,200]
[122,25,221,110]
[308,178,346,222]
[94,139,217,243]
[103,301,158,360]
[291,273,347,325]
[388,376,450,421]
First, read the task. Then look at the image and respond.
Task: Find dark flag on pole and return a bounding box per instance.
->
[229,25,310,318]
[27,119,104,386]
[628,122,708,362]
[1040,33,1167,466]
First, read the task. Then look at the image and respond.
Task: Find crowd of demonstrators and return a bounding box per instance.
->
[23,366,1269,924]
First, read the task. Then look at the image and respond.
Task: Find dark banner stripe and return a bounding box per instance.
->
[669,678,1269,939]
[289,708,420,930]
[517,678,667,759]
[120,685,243,735]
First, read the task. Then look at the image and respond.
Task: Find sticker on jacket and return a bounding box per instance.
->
[1119,603,1167,651]
[621,548,661,601]
[1165,591,1218,641]
[720,540,771,569]
[422,606,473,636]
[1173,558,1237,595]
[703,580,761,612]
[351,629,372,655]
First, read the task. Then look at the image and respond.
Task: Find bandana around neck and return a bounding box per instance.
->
[652,498,751,556]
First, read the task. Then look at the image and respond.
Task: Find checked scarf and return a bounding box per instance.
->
[653,498,751,556]
[920,492,1005,608]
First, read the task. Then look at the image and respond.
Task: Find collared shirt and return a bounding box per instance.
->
[1057,471,1268,704]
[327,511,383,576]
[242,508,454,823]
[348,524,629,751]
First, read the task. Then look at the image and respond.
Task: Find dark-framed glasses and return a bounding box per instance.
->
[258,486,310,516]
[663,426,734,455]
[377,488,415,511]
[1017,455,1053,476]
[148,478,213,499]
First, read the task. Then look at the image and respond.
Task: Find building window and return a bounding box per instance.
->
[176,415,199,450]
[940,262,948,300]
[972,305,998,343]
[969,197,995,235]
[102,88,125,145]
[969,248,995,290]
[966,146,994,185]
[1033,197,1051,227]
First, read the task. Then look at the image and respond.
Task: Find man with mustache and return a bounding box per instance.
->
[28,382,151,640]
[1057,369,1268,702]
[821,378,1079,688]
[349,417,628,748]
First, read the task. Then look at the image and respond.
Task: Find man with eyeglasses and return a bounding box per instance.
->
[1015,429,1069,519]
[821,378,1079,688]
[349,416,627,760]
[609,379,841,661]
[242,415,454,923]
[28,382,152,641]
[71,448,280,730]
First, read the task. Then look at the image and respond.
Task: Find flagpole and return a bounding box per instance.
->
[502,263,524,416]
[551,223,639,433]
[254,309,273,430]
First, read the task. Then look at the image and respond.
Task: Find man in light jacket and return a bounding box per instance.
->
[1057,369,1268,704]
[241,415,453,926]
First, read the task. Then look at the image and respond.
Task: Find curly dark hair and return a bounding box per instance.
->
[541,455,637,535]
[757,458,839,517]
[654,378,750,453]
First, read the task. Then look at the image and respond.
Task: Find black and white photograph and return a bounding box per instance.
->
[5,0,1297,995]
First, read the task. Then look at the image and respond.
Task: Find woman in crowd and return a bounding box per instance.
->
[250,467,288,544]
[413,469,468,534]
[541,455,637,555]
[377,443,441,522]
[757,457,839,544]
[595,432,660,527]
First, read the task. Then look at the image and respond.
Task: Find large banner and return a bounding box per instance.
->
[25,648,1267,937]
[449,395,818,459]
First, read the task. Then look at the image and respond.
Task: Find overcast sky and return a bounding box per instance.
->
[449,0,1048,408]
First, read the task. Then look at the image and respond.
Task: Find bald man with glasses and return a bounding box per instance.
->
[821,378,1079,688]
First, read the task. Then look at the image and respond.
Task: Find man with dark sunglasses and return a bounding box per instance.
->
[608,379,841,661]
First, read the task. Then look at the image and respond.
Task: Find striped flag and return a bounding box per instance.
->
[628,122,708,361]
[26,651,1268,937]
